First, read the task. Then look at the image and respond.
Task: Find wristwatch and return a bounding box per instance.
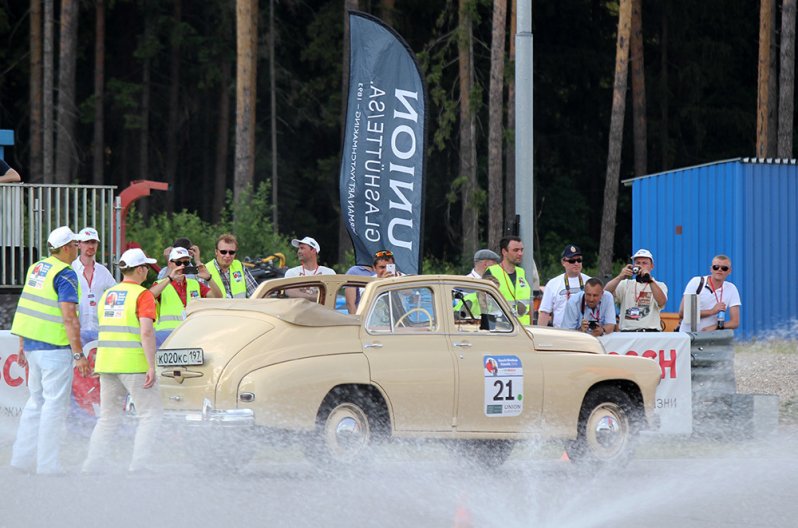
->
[73,352,84,361]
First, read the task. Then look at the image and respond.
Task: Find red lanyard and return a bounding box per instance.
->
[708,276,723,303]
[634,282,649,305]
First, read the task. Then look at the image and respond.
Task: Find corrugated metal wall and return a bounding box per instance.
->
[630,158,798,339]
[743,161,798,338]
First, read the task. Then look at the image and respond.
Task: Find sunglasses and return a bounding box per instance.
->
[375,250,394,258]
[563,258,583,264]
[217,249,236,255]
[172,260,191,266]
[712,265,730,272]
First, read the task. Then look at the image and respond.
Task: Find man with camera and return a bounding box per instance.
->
[561,278,616,336]
[605,248,668,332]
[149,246,222,346]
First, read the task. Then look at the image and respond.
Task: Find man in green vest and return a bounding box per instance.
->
[82,248,162,473]
[206,233,258,298]
[9,226,89,475]
[150,246,221,346]
[482,236,533,325]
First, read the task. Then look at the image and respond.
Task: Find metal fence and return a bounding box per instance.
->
[0,183,120,288]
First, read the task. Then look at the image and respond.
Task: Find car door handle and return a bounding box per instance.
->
[363,343,383,349]
[452,341,472,348]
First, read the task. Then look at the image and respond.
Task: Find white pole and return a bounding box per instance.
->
[515,0,534,274]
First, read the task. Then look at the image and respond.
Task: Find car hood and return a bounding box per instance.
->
[525,326,606,354]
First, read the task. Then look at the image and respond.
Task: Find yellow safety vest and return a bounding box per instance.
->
[453,291,482,319]
[487,264,532,325]
[95,282,150,373]
[11,256,79,346]
[155,278,201,331]
[206,259,247,298]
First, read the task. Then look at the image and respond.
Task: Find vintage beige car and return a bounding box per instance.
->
[157,274,661,467]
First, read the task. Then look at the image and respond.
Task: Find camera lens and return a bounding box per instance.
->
[632,266,640,274]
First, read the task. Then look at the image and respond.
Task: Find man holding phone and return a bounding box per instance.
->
[149,247,221,346]
[373,250,402,278]
[561,278,616,336]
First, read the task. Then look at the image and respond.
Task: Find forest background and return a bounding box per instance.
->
[0,0,787,279]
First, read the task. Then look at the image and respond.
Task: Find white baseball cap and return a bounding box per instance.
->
[47,226,79,249]
[77,227,100,242]
[119,248,156,269]
[291,236,321,254]
[169,247,191,261]
[632,248,654,262]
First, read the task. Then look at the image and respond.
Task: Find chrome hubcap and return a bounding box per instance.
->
[594,414,621,448]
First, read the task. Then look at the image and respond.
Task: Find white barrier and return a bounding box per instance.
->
[599,332,693,434]
[0,330,27,417]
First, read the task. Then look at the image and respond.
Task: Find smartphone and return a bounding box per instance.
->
[385,263,396,275]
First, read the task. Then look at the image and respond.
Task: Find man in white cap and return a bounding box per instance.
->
[284,236,335,278]
[72,227,117,345]
[9,226,89,475]
[149,246,221,346]
[83,248,162,473]
[605,248,668,331]
[468,249,501,278]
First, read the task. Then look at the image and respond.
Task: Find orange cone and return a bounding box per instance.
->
[453,493,472,528]
[560,450,570,462]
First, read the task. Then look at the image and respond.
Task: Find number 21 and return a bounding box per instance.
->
[493,379,514,401]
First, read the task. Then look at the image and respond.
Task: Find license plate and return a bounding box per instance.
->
[156,348,204,367]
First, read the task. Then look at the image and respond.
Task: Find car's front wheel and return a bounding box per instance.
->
[566,386,639,465]
[305,388,388,466]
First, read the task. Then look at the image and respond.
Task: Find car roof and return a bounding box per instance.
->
[251,273,376,298]
[186,298,361,327]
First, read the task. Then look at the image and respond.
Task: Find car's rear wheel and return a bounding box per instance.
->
[305,388,388,466]
[566,387,638,465]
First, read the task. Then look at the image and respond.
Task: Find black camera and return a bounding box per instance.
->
[183,265,199,275]
[588,320,598,330]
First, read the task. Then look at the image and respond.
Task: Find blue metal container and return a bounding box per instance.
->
[626,158,798,339]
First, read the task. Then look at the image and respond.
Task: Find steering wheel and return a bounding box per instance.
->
[395,307,434,331]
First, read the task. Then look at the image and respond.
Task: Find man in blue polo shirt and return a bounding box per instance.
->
[10,226,89,475]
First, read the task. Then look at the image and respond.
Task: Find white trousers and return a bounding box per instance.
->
[10,348,74,474]
[83,373,163,472]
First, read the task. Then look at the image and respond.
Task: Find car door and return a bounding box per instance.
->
[361,285,457,432]
[447,282,543,433]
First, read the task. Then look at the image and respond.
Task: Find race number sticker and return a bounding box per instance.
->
[102,290,128,319]
[484,355,523,417]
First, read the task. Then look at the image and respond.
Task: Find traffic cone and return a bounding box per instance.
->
[560,450,570,462]
[453,494,473,528]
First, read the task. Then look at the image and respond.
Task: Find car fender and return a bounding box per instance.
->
[236,353,372,430]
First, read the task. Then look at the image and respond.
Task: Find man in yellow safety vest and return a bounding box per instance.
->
[82,248,162,473]
[483,236,533,325]
[9,226,89,475]
[205,233,258,298]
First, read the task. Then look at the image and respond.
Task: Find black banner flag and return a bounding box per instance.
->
[339,11,426,274]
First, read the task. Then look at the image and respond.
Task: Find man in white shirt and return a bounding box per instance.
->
[538,244,591,328]
[678,255,741,332]
[605,248,668,332]
[72,227,117,345]
[467,249,501,279]
[284,237,336,277]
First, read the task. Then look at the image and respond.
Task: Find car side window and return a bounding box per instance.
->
[452,287,514,333]
[366,287,437,333]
